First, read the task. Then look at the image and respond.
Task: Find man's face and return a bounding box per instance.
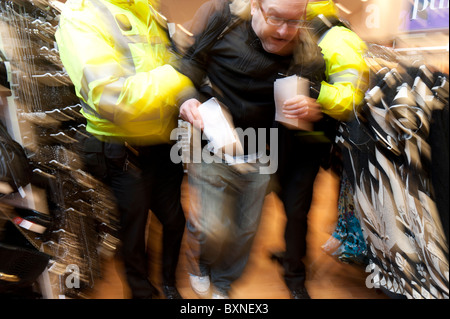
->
[250,0,308,56]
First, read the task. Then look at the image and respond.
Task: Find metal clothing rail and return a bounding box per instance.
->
[0,0,119,299]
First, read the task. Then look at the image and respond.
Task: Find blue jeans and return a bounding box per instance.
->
[185,159,270,293]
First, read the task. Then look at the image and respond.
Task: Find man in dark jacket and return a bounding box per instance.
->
[176,0,320,299]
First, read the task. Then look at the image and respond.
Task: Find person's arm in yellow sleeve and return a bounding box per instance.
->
[55,7,193,126]
[316,27,369,121]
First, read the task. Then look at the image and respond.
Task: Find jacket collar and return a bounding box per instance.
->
[306,0,339,21]
[307,1,345,41]
[103,0,158,9]
[101,0,167,27]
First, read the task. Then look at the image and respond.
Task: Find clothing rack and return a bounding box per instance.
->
[337,60,449,299]
[0,0,119,299]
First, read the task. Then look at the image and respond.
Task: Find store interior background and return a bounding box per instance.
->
[101,0,450,299]
[0,0,448,299]
[161,0,449,73]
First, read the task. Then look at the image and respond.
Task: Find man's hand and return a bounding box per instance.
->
[179,98,204,129]
[282,95,323,122]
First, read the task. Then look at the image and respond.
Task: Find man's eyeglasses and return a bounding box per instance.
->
[258,3,309,29]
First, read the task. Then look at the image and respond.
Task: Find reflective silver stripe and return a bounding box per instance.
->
[80,73,89,102]
[317,14,333,28]
[83,63,124,84]
[79,0,144,121]
[127,34,149,44]
[80,99,101,118]
[79,1,168,122]
[329,69,361,86]
[88,0,136,72]
[80,63,124,101]
[97,77,127,122]
[148,4,168,29]
[317,26,366,89]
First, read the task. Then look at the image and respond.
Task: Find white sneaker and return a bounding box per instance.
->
[212,288,229,299]
[189,274,211,297]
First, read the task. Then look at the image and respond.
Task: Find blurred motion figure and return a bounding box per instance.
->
[273,0,369,298]
[55,0,194,299]
[176,0,314,299]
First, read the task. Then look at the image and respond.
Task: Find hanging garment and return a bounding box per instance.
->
[340,64,449,299]
[322,172,369,266]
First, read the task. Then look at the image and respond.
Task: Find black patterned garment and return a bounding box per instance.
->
[339,63,449,299]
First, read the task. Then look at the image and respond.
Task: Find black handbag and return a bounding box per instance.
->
[0,242,51,292]
[0,220,51,293]
[0,122,32,197]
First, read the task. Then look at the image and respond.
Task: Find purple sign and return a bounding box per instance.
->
[401,0,449,31]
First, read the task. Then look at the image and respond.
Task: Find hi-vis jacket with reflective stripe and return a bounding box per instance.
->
[55,0,193,145]
[307,0,369,121]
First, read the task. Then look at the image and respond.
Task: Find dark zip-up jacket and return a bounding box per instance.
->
[177,0,292,133]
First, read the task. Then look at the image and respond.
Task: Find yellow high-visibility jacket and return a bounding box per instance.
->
[55,0,193,145]
[307,0,369,121]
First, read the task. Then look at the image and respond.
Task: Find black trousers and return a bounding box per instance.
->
[276,126,331,291]
[82,136,185,298]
